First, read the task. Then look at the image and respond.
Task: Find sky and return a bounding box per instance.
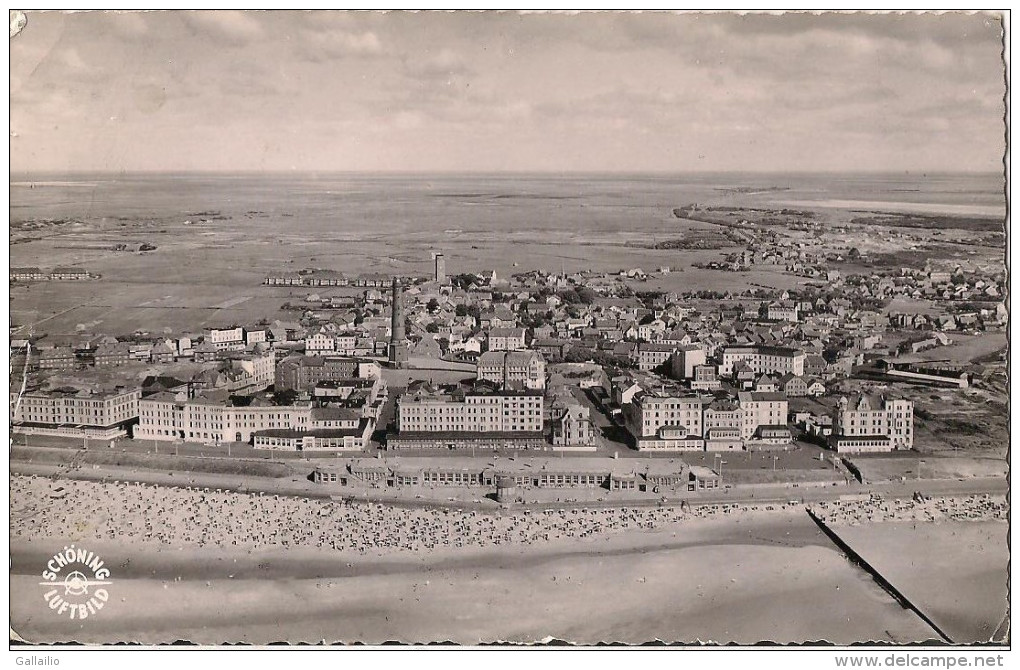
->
[9,10,1007,173]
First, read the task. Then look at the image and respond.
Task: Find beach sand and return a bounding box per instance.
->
[12,537,936,645]
[12,475,1000,644]
[833,521,1008,643]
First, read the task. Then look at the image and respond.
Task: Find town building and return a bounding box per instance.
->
[669,344,707,379]
[767,301,800,322]
[486,327,527,352]
[690,364,722,391]
[10,267,47,281]
[37,346,77,370]
[779,374,809,397]
[550,403,596,449]
[736,391,790,443]
[135,389,374,450]
[832,394,913,453]
[223,351,276,392]
[720,345,806,377]
[192,342,220,363]
[688,466,722,491]
[246,330,267,347]
[93,342,132,367]
[11,387,140,440]
[623,389,706,451]
[703,398,744,451]
[476,350,546,390]
[390,385,545,450]
[310,457,690,494]
[50,266,91,280]
[275,355,378,391]
[636,343,676,371]
[252,412,373,452]
[305,331,335,353]
[207,327,246,351]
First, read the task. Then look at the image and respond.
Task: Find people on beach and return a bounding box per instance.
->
[9,476,1005,555]
[809,494,1006,527]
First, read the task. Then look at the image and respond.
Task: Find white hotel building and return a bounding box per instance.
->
[720,345,806,377]
[619,389,792,451]
[736,391,790,442]
[623,390,706,451]
[10,387,141,440]
[397,388,543,434]
[832,394,914,453]
[135,391,372,450]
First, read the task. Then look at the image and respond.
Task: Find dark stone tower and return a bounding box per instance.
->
[388,277,409,368]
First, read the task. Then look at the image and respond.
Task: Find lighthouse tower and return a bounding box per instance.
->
[388,277,409,368]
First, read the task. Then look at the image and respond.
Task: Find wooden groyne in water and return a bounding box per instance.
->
[806,507,954,644]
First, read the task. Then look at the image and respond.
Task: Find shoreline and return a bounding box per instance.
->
[9,477,1008,645]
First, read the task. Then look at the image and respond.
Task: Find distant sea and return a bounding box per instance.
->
[9,171,1006,231]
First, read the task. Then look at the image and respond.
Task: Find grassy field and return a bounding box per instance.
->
[10,445,292,478]
[680,444,845,485]
[892,332,1007,365]
[899,385,1009,458]
[11,230,816,338]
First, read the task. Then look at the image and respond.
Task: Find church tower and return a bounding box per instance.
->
[388,277,409,368]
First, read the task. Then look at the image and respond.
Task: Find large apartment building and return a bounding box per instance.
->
[636,343,677,371]
[207,327,246,351]
[832,394,914,453]
[486,327,527,352]
[274,355,380,391]
[720,345,805,377]
[135,390,372,450]
[736,391,790,442]
[623,390,706,451]
[476,350,546,390]
[137,391,313,443]
[767,301,800,322]
[618,386,792,451]
[669,344,708,379]
[703,399,744,450]
[10,387,140,440]
[390,385,545,450]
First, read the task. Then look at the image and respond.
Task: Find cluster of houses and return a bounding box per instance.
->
[20,248,1004,462]
[10,266,95,282]
[264,269,392,288]
[14,326,280,373]
[684,212,1006,307]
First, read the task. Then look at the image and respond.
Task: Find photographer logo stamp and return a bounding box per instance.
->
[39,545,113,620]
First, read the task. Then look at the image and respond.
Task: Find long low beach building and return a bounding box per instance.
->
[389,383,545,450]
[312,456,695,493]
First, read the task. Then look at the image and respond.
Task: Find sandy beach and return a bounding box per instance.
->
[12,540,938,645]
[828,521,1008,643]
[809,495,1008,643]
[12,475,1007,644]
